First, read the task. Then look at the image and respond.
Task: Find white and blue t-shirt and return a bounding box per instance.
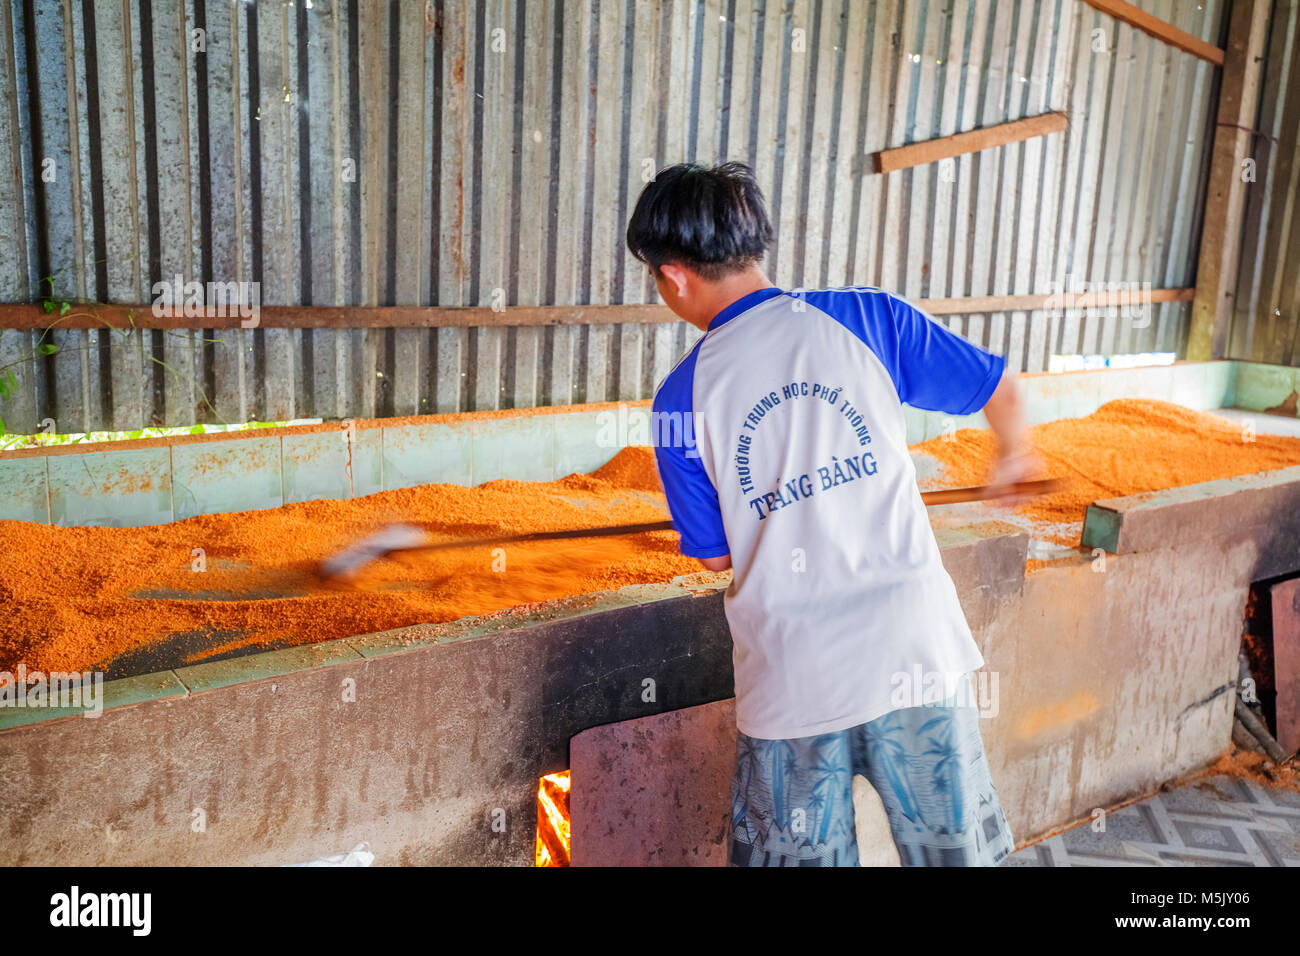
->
[652,287,1005,740]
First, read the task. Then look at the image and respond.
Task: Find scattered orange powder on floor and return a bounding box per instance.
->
[1181,745,1300,794]
[0,446,694,675]
[914,399,1300,546]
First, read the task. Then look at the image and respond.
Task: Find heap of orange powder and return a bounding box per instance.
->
[2,398,1299,677]
[915,398,1300,545]
[0,451,698,676]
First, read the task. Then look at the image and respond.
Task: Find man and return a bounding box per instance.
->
[628,161,1037,867]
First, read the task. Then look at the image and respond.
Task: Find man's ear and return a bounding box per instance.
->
[657,263,690,298]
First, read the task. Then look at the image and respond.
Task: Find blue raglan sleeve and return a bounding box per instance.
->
[886,294,1005,415]
[651,365,729,560]
[802,288,1006,416]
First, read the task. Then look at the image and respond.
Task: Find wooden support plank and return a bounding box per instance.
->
[872,111,1069,175]
[1079,0,1225,66]
[922,287,1194,316]
[1187,0,1271,361]
[0,289,1198,331]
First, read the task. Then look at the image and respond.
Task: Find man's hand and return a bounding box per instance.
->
[982,374,1043,505]
[990,443,1046,505]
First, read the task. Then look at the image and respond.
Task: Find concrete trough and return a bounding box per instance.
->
[572,465,1300,865]
[1,359,1299,865]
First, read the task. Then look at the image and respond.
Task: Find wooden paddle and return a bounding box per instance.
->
[317,477,1061,579]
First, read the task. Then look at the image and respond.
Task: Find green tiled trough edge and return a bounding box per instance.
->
[2,361,1288,527]
[0,406,635,527]
[0,671,189,730]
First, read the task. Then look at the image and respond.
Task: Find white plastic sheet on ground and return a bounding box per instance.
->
[286,842,375,867]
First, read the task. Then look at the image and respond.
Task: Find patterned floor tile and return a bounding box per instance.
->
[1008,776,1300,867]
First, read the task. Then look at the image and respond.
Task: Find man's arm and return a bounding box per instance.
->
[651,374,731,570]
[982,373,1042,491]
[883,294,1041,492]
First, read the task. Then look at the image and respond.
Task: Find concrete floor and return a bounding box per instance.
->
[1007,775,1300,867]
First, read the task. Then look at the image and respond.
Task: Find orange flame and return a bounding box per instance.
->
[535,770,571,866]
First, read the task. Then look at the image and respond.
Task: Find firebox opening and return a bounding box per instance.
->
[1243,575,1290,737]
[535,770,571,867]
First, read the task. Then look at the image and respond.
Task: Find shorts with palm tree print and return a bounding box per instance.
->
[729,680,1014,867]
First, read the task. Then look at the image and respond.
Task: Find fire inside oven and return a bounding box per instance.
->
[535,771,571,866]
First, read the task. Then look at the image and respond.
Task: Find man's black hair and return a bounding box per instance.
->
[626,162,774,280]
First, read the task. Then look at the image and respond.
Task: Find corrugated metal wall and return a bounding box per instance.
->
[0,0,1225,434]
[1228,0,1300,366]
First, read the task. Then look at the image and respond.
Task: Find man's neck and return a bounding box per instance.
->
[688,268,776,332]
